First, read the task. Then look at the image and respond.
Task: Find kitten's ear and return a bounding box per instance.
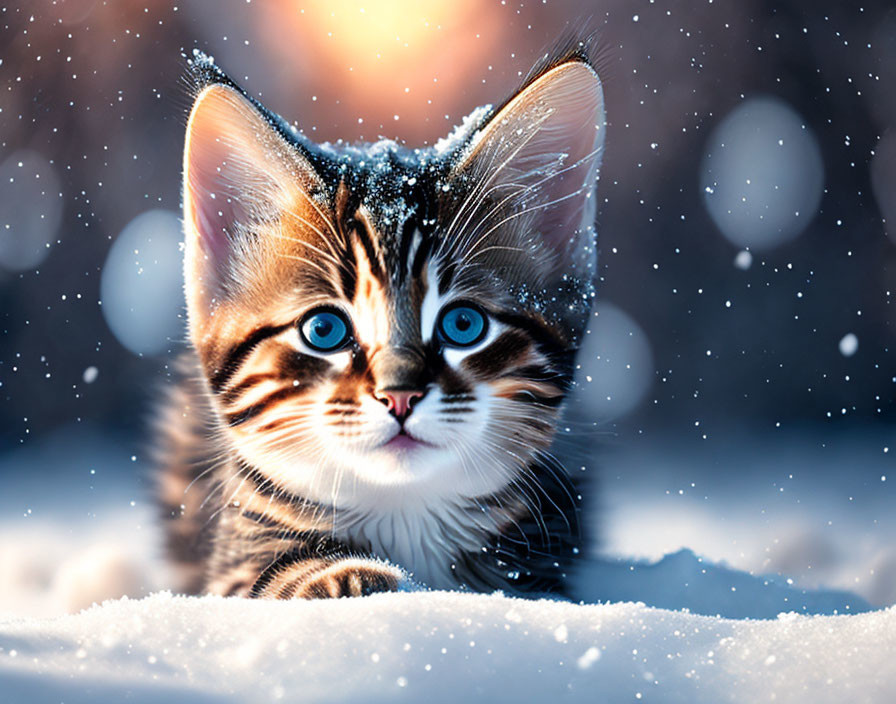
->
[450,60,605,282]
[183,84,326,327]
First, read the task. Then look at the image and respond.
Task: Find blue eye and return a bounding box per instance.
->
[438,304,488,347]
[299,308,351,352]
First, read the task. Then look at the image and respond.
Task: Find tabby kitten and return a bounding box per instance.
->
[157,44,605,600]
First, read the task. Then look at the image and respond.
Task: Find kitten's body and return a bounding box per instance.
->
[157,45,605,599]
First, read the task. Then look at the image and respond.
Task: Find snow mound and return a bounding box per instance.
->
[574,549,870,619]
[1,592,894,704]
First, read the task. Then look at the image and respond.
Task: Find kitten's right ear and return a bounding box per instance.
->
[446,59,605,287]
[183,84,326,328]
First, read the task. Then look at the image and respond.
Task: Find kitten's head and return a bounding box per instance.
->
[181,48,605,507]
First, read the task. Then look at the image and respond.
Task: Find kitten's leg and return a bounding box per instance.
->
[204,504,410,599]
[205,535,408,600]
[250,554,407,600]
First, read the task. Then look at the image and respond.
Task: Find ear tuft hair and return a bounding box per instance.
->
[184,48,240,98]
[447,58,605,279]
[182,82,332,336]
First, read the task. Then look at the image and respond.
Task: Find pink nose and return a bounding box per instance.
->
[375,389,424,421]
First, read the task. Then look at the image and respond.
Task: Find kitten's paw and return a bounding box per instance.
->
[296,559,406,600]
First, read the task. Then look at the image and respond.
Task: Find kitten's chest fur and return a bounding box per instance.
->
[333,499,489,589]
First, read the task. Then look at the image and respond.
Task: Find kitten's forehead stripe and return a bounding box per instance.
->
[436,260,457,296]
[402,226,422,281]
[350,239,392,351]
[335,239,358,302]
[395,217,416,286]
[350,207,387,286]
[410,234,434,282]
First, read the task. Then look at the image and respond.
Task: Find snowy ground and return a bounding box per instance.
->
[1,592,894,704]
[0,424,894,701]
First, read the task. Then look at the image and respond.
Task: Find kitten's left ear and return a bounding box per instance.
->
[449,60,605,284]
[182,82,329,334]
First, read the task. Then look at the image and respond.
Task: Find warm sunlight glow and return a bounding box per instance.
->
[256,0,504,141]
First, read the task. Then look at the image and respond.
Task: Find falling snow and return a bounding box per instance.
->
[0,2,893,702]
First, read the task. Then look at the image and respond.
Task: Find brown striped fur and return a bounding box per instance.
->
[156,44,606,600]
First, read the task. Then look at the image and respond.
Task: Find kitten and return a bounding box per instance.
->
[156,43,605,600]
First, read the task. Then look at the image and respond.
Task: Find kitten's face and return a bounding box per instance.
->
[182,56,604,507]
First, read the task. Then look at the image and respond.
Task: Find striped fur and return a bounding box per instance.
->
[156,45,605,599]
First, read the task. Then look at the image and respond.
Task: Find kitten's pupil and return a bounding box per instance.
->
[455,315,471,332]
[314,319,333,337]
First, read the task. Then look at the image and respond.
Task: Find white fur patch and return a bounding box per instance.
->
[337,498,488,589]
[419,261,442,343]
[442,320,504,368]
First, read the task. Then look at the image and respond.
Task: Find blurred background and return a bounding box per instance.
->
[0,0,894,615]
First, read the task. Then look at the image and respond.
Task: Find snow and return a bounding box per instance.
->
[575,550,869,620]
[733,249,753,270]
[0,508,887,703]
[1,591,893,703]
[432,104,492,156]
[597,429,896,607]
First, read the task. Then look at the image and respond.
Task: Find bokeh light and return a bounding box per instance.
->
[99,210,184,356]
[574,303,654,420]
[0,150,63,272]
[839,333,859,358]
[700,97,824,250]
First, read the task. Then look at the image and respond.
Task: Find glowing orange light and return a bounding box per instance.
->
[256,0,505,142]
